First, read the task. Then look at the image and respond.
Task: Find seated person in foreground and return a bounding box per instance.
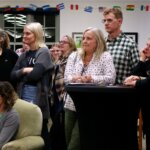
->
[0,81,20,149]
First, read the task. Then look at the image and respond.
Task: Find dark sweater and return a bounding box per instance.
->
[0,49,18,87]
[132,60,150,89]
[11,47,54,119]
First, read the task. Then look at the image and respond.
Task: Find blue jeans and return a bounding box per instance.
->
[21,84,39,105]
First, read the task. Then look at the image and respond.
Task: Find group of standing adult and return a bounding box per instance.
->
[0,6,150,150]
[61,7,150,150]
[50,7,141,150]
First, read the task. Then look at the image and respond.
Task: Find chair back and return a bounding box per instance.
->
[13,99,43,139]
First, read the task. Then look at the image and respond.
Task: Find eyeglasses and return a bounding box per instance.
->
[50,49,60,53]
[102,19,114,24]
[59,40,69,44]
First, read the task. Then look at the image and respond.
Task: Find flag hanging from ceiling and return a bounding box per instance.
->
[28,4,38,11]
[98,6,106,12]
[141,5,149,11]
[15,6,25,11]
[126,5,135,11]
[84,6,93,13]
[70,4,79,10]
[113,6,121,10]
[56,3,65,10]
[42,5,51,12]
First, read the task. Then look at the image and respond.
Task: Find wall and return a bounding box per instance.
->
[0,0,149,49]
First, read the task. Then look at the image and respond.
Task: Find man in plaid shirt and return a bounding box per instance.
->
[103,8,139,84]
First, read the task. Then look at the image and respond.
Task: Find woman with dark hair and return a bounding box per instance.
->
[0,81,19,149]
[0,29,18,88]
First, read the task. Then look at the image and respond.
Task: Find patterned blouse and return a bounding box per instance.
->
[64,51,116,111]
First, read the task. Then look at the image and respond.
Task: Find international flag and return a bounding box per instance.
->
[15,5,25,11]
[28,4,38,11]
[113,6,121,10]
[70,4,79,10]
[84,6,93,13]
[3,6,11,12]
[42,5,51,12]
[98,6,106,12]
[141,5,149,11]
[126,5,135,11]
[56,3,65,10]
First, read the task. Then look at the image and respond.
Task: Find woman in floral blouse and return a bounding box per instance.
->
[64,27,116,150]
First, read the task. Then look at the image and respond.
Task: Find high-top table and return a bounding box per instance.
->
[65,84,141,150]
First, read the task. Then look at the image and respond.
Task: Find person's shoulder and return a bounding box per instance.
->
[122,32,137,45]
[100,51,113,60]
[103,51,111,56]
[37,47,49,55]
[5,48,15,53]
[7,108,19,116]
[70,51,78,56]
[39,47,49,52]
[6,108,20,122]
[5,49,18,58]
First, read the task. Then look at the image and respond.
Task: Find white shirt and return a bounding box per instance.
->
[64,51,116,111]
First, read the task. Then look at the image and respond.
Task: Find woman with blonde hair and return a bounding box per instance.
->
[64,27,116,150]
[11,22,54,150]
[49,35,77,150]
[50,43,62,63]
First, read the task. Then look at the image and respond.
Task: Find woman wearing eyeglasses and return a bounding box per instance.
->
[49,35,77,150]
[50,43,62,64]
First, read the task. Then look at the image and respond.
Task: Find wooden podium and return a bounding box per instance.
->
[65,84,141,150]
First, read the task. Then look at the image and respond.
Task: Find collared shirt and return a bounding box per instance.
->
[106,32,139,84]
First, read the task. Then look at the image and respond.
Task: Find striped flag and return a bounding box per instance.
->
[141,5,149,11]
[42,5,51,12]
[15,5,25,11]
[113,6,121,10]
[3,6,11,12]
[84,6,93,13]
[126,5,135,11]
[28,4,38,11]
[70,4,79,10]
[56,3,65,10]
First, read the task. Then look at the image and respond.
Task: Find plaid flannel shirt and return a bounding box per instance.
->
[106,32,139,84]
